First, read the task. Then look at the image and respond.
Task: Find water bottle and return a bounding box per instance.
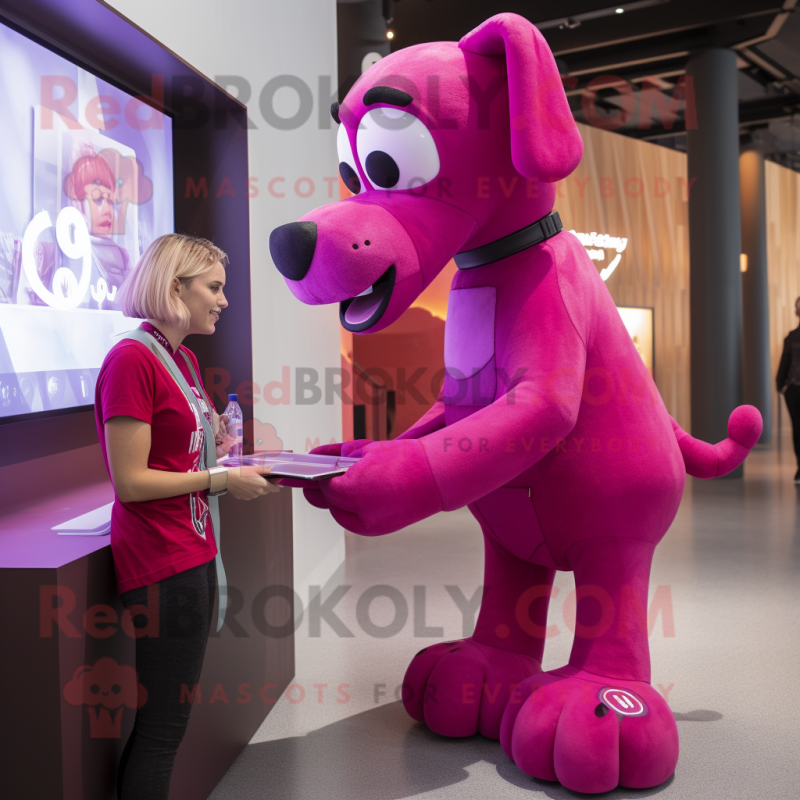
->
[223,393,243,457]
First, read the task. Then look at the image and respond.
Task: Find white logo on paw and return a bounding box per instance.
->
[598,687,648,717]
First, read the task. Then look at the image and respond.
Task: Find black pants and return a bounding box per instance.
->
[785,385,800,467]
[117,559,216,800]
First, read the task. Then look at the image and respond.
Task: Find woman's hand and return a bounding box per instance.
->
[225,466,282,500]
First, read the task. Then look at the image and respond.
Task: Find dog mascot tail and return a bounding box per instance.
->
[671,405,762,478]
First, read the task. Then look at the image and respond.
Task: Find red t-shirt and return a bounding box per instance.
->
[95,326,217,593]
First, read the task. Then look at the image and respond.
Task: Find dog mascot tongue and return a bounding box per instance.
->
[269,12,762,794]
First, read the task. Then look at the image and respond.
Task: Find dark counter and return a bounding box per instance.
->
[0,484,294,800]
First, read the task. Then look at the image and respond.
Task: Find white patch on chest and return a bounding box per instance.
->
[444,286,496,378]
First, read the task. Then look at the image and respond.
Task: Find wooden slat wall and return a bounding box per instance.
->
[765,160,800,433]
[556,122,692,429]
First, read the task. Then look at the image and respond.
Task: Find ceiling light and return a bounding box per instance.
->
[386,30,394,40]
[537,2,668,32]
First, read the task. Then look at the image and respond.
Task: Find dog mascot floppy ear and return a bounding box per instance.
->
[270,12,763,794]
[459,14,583,182]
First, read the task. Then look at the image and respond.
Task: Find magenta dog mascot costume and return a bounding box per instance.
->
[269,13,762,793]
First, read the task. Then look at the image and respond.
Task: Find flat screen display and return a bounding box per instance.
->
[0,20,173,421]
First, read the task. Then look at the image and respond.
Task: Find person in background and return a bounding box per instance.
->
[776,295,800,482]
[95,233,280,799]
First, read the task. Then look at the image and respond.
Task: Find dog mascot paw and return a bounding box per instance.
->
[403,638,542,739]
[500,669,679,793]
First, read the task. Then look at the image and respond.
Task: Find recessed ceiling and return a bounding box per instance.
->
[380,0,800,170]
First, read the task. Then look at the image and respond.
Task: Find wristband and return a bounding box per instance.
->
[208,466,228,496]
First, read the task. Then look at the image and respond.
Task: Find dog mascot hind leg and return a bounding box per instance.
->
[269,12,762,793]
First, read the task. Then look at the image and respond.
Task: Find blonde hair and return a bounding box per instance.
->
[119,234,228,328]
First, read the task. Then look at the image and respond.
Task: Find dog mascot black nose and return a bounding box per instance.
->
[269,221,317,281]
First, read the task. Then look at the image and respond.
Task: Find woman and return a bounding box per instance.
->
[94,233,279,799]
[777,295,800,482]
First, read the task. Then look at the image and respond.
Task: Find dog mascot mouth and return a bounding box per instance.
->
[339,265,396,332]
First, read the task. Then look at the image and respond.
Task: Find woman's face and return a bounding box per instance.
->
[177,261,228,335]
[82,183,114,235]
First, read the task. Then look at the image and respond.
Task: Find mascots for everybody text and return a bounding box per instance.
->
[269,13,762,793]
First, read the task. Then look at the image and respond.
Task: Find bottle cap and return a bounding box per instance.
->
[228,393,238,402]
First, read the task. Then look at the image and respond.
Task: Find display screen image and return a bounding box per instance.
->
[617,306,654,378]
[0,20,173,420]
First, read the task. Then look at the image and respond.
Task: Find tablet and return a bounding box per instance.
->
[220,451,360,481]
[265,463,347,480]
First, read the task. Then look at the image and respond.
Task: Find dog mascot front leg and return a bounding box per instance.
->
[269,13,762,793]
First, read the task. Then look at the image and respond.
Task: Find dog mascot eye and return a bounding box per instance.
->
[356,107,439,191]
[337,123,362,194]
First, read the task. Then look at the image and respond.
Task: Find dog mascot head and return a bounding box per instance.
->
[270,13,583,332]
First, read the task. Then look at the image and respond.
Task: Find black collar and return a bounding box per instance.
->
[454,211,563,270]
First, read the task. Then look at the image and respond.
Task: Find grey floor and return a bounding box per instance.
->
[211,434,800,799]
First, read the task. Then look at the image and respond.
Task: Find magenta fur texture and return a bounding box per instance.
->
[270,12,763,793]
